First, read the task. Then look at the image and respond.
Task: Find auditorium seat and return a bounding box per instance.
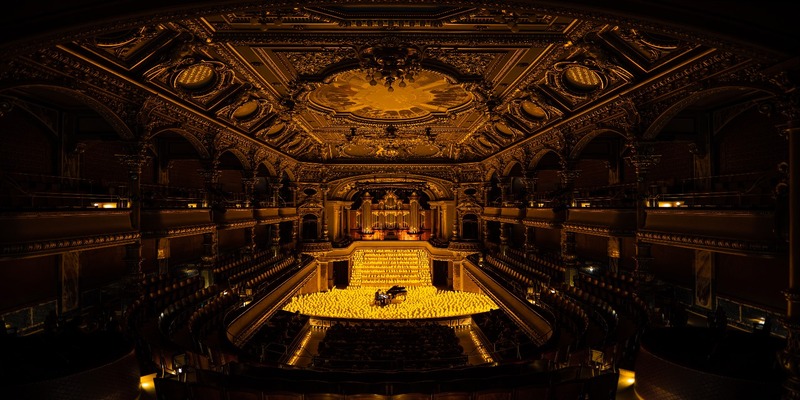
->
[390,393,432,400]
[226,388,263,400]
[264,392,304,400]
[346,394,389,400]
[154,377,188,400]
[305,393,345,400]
[585,372,619,400]
[511,386,549,399]
[473,389,512,400]
[433,393,472,400]
[550,381,585,400]
[190,383,224,400]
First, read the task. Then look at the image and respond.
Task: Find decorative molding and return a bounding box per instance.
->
[562,222,635,237]
[638,230,784,256]
[141,223,217,239]
[0,232,140,259]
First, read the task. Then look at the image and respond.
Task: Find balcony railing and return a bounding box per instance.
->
[0,172,128,209]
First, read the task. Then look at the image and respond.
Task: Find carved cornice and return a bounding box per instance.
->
[212,31,567,48]
[562,222,635,237]
[217,219,258,230]
[299,241,333,254]
[522,219,562,229]
[141,223,217,239]
[0,231,140,259]
[482,215,523,225]
[447,241,482,254]
[638,230,784,257]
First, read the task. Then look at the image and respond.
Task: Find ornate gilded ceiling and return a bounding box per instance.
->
[37,3,710,166]
[6,0,794,180]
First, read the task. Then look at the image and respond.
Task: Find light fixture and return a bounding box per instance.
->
[359,43,422,92]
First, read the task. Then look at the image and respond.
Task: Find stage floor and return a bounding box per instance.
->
[282,286,499,320]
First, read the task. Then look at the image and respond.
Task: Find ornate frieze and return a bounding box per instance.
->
[0,232,140,258]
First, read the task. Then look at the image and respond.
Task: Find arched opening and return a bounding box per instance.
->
[461,213,479,241]
[486,173,502,206]
[507,163,527,206]
[301,214,319,241]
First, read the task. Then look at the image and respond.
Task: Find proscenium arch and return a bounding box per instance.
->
[569,128,629,160]
[643,86,779,141]
[328,173,452,201]
[0,84,135,140]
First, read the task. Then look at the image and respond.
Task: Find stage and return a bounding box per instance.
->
[282,286,498,320]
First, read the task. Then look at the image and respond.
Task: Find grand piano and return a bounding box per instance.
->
[386,285,407,300]
[375,285,408,306]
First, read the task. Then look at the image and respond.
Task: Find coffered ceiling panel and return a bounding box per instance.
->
[65,3,698,164]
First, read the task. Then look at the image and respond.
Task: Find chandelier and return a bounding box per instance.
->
[359,44,422,92]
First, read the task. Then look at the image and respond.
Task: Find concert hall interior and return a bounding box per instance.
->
[0,2,797,399]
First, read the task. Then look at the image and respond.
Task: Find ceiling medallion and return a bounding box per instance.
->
[562,65,602,92]
[358,43,422,92]
[175,63,217,91]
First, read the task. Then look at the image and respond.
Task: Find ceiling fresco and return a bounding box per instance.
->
[308,70,473,123]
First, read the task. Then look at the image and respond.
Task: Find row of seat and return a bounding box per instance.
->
[240,255,296,293]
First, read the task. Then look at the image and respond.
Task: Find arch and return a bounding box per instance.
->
[280,168,296,183]
[484,167,499,182]
[255,160,277,178]
[218,148,251,171]
[0,85,135,140]
[149,127,210,159]
[528,149,563,171]
[569,128,629,160]
[461,213,480,241]
[643,86,777,140]
[502,161,523,178]
[328,173,452,201]
[301,214,319,241]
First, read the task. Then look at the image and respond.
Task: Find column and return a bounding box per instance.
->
[116,144,150,298]
[483,182,493,206]
[241,172,258,208]
[200,231,218,286]
[499,222,509,252]
[625,142,661,287]
[333,205,342,240]
[561,230,577,285]
[115,145,151,230]
[156,238,170,274]
[271,223,281,254]
[320,184,329,240]
[361,192,373,234]
[498,177,511,206]
[608,236,621,275]
[450,185,460,241]
[525,225,538,257]
[242,172,258,254]
[558,165,581,209]
[525,171,538,207]
[780,114,800,399]
[482,217,490,246]
[198,160,221,209]
[409,192,420,234]
[269,177,281,207]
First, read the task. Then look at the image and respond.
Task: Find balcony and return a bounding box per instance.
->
[0,209,139,258]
